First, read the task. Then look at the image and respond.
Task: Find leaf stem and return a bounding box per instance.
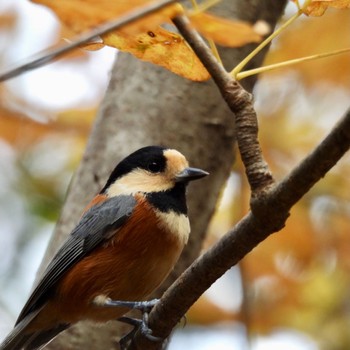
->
[236,47,350,80]
[231,10,302,78]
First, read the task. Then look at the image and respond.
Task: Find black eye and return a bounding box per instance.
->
[147,161,162,173]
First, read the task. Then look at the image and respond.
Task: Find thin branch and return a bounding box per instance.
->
[173,14,274,193]
[174,16,230,87]
[0,0,178,82]
[129,108,350,350]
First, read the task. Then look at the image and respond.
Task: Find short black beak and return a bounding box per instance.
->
[175,167,209,183]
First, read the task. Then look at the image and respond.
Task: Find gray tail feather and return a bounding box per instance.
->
[0,312,69,350]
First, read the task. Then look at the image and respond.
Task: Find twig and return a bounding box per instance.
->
[173,14,274,193]
[237,47,350,80]
[231,10,302,77]
[0,0,178,82]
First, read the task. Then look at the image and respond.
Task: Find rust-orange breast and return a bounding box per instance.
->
[49,195,184,323]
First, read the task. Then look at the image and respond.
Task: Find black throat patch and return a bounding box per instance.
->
[146,183,188,215]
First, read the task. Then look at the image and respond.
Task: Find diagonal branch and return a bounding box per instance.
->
[173,14,274,193]
[130,105,350,350]
[128,13,350,350]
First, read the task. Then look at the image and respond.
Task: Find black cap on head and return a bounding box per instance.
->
[100,146,168,194]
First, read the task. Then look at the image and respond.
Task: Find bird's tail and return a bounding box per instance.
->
[0,312,69,350]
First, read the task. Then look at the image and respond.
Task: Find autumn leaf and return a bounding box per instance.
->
[304,0,350,16]
[190,12,266,47]
[103,27,210,81]
[31,1,271,80]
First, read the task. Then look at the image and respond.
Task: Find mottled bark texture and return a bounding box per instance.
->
[39,1,288,349]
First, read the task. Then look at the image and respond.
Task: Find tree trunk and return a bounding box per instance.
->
[41,1,288,348]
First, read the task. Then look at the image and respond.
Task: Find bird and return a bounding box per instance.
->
[0,145,208,350]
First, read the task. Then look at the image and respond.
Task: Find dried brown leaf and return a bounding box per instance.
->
[304,0,350,16]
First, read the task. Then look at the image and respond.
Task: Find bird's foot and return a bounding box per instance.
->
[92,296,161,349]
[118,312,162,350]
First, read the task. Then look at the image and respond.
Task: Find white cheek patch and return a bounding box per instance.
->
[106,149,189,198]
[106,169,173,197]
[154,210,190,246]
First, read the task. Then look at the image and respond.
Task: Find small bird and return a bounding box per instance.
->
[0,146,208,350]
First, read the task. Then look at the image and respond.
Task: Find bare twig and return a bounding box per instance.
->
[0,0,178,82]
[173,14,274,193]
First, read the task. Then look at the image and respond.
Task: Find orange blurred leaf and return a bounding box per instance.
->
[32,0,182,34]
[187,295,238,325]
[0,11,17,29]
[265,10,350,87]
[0,106,93,147]
[190,12,266,47]
[304,0,350,16]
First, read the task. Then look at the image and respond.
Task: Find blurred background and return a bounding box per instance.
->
[0,1,349,349]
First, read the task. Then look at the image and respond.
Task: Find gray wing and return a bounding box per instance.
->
[15,195,136,325]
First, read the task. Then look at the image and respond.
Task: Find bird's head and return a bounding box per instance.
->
[101,146,208,197]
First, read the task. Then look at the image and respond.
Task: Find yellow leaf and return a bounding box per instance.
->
[190,12,265,47]
[103,27,210,81]
[304,0,350,16]
[116,4,183,36]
